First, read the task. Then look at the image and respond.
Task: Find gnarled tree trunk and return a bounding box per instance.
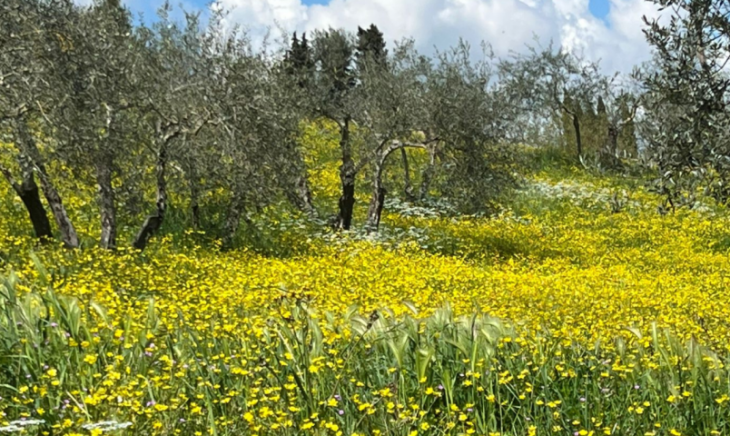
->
[366,141,427,231]
[14,118,79,248]
[599,123,623,170]
[133,143,168,251]
[607,124,618,155]
[95,155,117,250]
[336,118,356,230]
[0,156,52,241]
[573,114,583,158]
[38,170,79,248]
[97,104,119,250]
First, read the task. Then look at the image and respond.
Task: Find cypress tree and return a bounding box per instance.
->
[285,32,313,88]
[285,32,300,74]
[356,24,387,70]
[300,32,314,70]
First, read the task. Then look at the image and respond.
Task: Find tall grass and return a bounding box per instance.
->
[1,267,729,436]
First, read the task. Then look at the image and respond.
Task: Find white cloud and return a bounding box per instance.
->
[196,0,663,73]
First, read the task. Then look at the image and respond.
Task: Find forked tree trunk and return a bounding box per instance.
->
[336,118,356,230]
[0,157,52,241]
[133,143,168,251]
[38,170,79,248]
[367,142,422,231]
[14,118,79,248]
[95,156,117,250]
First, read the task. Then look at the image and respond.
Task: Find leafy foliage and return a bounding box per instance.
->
[641,0,730,208]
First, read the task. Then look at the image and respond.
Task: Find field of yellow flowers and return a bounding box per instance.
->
[3,148,730,435]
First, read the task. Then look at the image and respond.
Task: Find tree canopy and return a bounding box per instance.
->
[3,0,726,250]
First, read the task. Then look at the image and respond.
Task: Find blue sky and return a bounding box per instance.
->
[589,0,611,21]
[120,0,654,75]
[132,0,613,23]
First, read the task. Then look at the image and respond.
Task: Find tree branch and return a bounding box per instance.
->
[0,164,21,194]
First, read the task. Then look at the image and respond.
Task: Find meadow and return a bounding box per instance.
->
[2,145,730,436]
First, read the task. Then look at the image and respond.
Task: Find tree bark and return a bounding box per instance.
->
[336,118,356,230]
[366,141,421,231]
[573,114,583,158]
[97,104,119,250]
[38,170,79,248]
[14,118,79,248]
[95,156,117,250]
[0,157,52,241]
[133,142,168,251]
[17,155,53,241]
[401,148,415,201]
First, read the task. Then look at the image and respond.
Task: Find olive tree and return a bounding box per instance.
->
[0,0,79,247]
[500,44,604,159]
[48,0,144,249]
[307,26,437,230]
[429,42,518,214]
[309,29,363,230]
[280,32,317,217]
[641,0,730,207]
[131,4,212,251]
[187,17,307,247]
[593,80,642,169]
[358,40,434,230]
